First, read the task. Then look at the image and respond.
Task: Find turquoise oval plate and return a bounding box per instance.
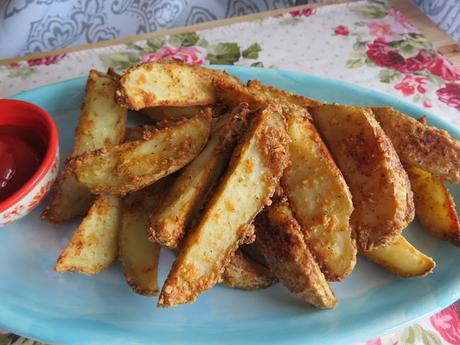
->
[2,66,460,345]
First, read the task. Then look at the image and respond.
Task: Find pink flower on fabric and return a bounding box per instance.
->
[430,304,460,344]
[388,8,419,32]
[366,337,382,345]
[429,54,460,81]
[394,74,429,96]
[8,62,21,69]
[368,21,399,41]
[403,50,434,72]
[367,38,405,70]
[27,54,66,66]
[423,100,432,108]
[436,83,460,111]
[334,25,349,36]
[141,44,208,65]
[289,8,316,17]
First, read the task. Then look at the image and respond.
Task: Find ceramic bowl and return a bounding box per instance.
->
[0,99,59,226]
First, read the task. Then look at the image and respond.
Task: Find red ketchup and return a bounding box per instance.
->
[0,125,44,203]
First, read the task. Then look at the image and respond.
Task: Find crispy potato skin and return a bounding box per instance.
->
[116,61,216,110]
[310,104,414,251]
[222,250,277,290]
[373,107,460,184]
[281,105,355,281]
[120,180,171,296]
[361,235,435,277]
[72,111,212,195]
[141,105,205,121]
[255,199,337,308]
[148,104,250,248]
[158,105,290,307]
[212,73,262,109]
[247,80,320,107]
[41,70,127,223]
[55,195,122,274]
[405,164,460,246]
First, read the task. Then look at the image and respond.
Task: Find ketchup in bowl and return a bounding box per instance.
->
[0,125,45,203]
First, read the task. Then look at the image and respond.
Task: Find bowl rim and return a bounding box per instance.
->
[0,99,59,213]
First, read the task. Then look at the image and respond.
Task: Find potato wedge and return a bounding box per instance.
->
[405,164,460,245]
[116,61,217,110]
[148,104,250,248]
[55,195,122,274]
[361,235,435,277]
[120,180,171,296]
[158,105,290,307]
[141,106,205,121]
[281,105,355,281]
[255,198,337,308]
[222,250,277,290]
[310,104,414,251]
[372,107,460,184]
[41,70,127,223]
[212,72,262,108]
[247,80,320,107]
[72,110,212,195]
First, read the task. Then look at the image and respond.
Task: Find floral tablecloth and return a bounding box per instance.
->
[1,1,460,344]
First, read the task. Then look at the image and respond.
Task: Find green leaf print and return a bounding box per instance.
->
[415,325,442,345]
[100,52,140,69]
[400,326,416,344]
[351,4,387,19]
[197,38,209,47]
[279,17,302,26]
[168,32,200,47]
[250,61,264,67]
[7,66,38,80]
[399,41,419,58]
[353,41,368,52]
[242,43,261,59]
[146,38,165,52]
[378,69,402,83]
[207,43,241,65]
[346,58,365,68]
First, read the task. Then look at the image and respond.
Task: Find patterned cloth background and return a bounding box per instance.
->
[0,0,459,60]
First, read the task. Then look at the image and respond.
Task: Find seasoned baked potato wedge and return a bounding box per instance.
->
[41,70,127,223]
[372,107,460,184]
[247,80,320,107]
[310,104,414,250]
[158,105,290,307]
[255,199,337,308]
[222,250,277,290]
[72,111,212,195]
[405,164,460,246]
[141,106,206,121]
[55,195,122,274]
[361,235,435,277]
[116,61,217,110]
[281,105,355,281]
[120,180,171,296]
[148,104,250,248]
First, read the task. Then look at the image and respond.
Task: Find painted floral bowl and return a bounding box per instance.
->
[0,99,59,226]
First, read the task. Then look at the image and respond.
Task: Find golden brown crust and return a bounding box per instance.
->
[115,61,216,110]
[281,104,356,281]
[310,104,414,251]
[55,195,122,274]
[247,80,320,108]
[148,104,250,248]
[405,164,460,246]
[373,107,460,184]
[222,250,277,290]
[71,111,212,196]
[158,105,290,307]
[41,69,127,223]
[361,235,435,278]
[254,199,337,308]
[119,180,172,296]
